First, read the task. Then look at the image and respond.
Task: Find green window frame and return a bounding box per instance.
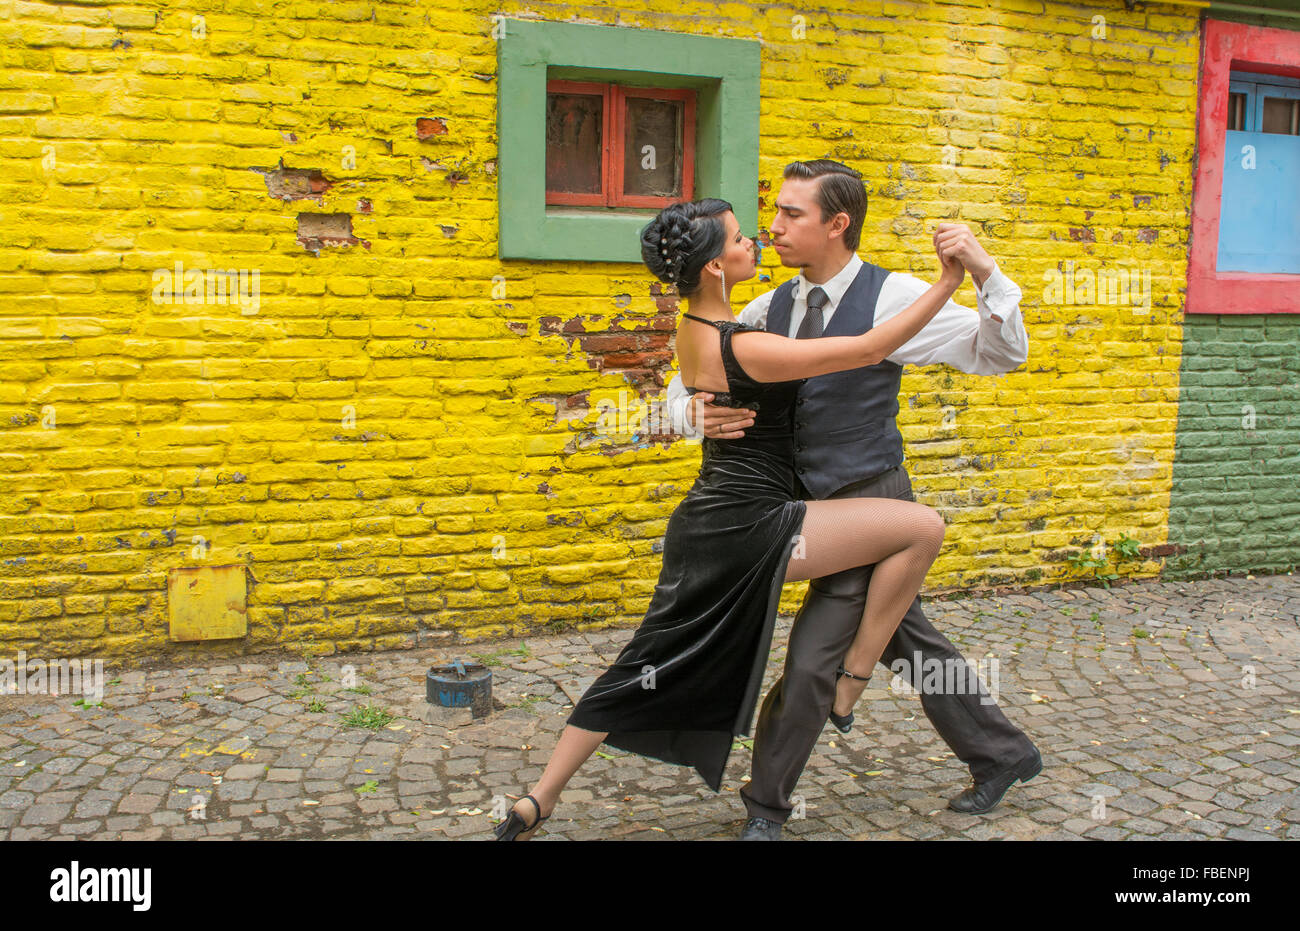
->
[496,18,760,262]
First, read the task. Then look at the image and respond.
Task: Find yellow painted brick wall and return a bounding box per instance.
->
[0,0,1197,659]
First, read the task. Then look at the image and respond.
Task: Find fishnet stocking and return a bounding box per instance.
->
[784,497,946,716]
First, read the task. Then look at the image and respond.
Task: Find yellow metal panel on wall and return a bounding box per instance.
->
[167,566,248,642]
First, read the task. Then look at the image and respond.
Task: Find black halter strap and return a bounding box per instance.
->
[681,312,724,328]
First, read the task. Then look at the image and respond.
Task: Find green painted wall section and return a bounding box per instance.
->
[1166,314,1300,577]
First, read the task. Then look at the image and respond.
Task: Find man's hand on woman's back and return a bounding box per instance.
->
[688,392,756,439]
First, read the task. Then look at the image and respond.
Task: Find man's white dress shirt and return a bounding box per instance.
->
[665,253,1028,437]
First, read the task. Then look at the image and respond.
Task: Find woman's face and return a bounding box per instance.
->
[706,211,759,294]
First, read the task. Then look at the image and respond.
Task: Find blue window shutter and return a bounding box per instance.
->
[1217,73,1300,274]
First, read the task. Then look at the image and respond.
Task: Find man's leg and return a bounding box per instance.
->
[878,467,1036,782]
[740,468,902,824]
[742,465,1036,823]
[878,596,1034,782]
[740,558,871,823]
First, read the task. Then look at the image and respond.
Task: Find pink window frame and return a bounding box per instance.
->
[1187,18,1300,315]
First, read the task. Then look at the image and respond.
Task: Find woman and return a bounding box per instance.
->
[494,198,965,839]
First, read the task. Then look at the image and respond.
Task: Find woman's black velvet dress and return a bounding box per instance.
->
[565,314,807,792]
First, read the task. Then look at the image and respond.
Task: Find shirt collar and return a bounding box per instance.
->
[793,253,863,309]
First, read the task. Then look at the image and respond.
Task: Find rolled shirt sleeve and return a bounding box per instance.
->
[665,372,700,438]
[877,262,1029,374]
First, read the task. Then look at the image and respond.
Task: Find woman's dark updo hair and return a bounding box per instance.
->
[640,198,733,298]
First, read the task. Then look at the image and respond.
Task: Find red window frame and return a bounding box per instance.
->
[545,80,696,208]
[1187,18,1300,315]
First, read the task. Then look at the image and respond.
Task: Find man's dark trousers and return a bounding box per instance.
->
[739,463,1037,824]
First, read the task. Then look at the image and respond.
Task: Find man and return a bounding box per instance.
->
[665,159,1042,840]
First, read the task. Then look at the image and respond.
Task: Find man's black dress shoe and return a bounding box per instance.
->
[948,747,1042,814]
[738,816,783,840]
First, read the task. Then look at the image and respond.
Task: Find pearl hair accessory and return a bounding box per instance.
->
[661,232,678,280]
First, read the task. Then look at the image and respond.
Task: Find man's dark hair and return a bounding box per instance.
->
[782,159,867,252]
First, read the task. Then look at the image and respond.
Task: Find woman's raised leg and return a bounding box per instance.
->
[784,497,946,719]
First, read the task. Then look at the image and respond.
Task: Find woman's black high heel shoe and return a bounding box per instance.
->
[493,794,550,841]
[829,664,872,734]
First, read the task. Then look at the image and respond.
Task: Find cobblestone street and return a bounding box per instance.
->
[2,574,1296,841]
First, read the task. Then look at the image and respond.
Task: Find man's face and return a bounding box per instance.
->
[767,176,844,269]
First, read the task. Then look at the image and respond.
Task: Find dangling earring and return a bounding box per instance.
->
[720,266,726,299]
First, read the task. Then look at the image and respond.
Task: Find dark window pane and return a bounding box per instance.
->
[1228,92,1247,131]
[623,97,681,198]
[1260,95,1300,136]
[547,94,603,194]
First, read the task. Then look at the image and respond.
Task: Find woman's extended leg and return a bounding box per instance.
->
[500,724,607,839]
[784,497,946,719]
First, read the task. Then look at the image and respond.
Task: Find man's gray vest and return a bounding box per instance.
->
[766,260,904,499]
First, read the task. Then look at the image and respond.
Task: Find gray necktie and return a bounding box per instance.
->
[796,285,829,339]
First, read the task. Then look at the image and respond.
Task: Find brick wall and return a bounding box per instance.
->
[0,0,1215,658]
[1167,314,1300,578]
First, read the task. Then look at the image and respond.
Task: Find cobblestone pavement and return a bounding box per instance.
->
[1,574,1296,841]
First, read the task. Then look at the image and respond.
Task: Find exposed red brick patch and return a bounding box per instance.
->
[531,288,691,450]
[417,117,449,139]
[540,306,679,394]
[1068,227,1096,243]
[1136,228,1158,243]
[357,198,372,214]
[258,161,333,201]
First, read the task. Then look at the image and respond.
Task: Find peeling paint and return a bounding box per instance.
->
[255,161,334,202]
